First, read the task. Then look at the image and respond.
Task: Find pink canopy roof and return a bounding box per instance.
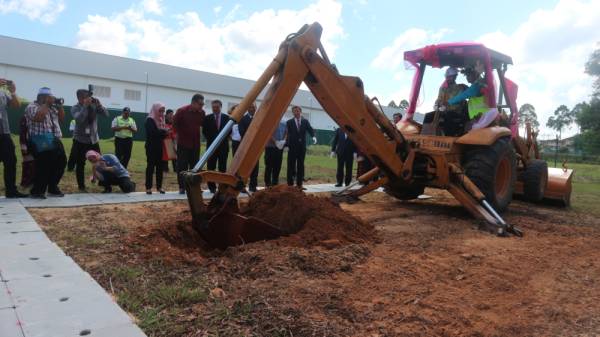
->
[402,43,513,120]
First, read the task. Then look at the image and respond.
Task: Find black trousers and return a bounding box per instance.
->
[264,147,283,186]
[336,154,354,186]
[0,134,18,195]
[231,140,240,155]
[145,153,163,190]
[249,163,259,190]
[114,137,133,169]
[67,139,76,171]
[176,146,200,189]
[287,146,306,186]
[207,147,228,192]
[99,171,135,193]
[72,140,101,189]
[31,140,66,195]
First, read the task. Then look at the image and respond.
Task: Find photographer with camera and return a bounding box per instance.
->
[71,87,108,192]
[24,87,66,199]
[0,78,28,198]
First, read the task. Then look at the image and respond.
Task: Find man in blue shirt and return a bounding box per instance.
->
[264,120,287,187]
[86,150,136,193]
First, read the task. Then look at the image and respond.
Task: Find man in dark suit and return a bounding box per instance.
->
[202,100,230,193]
[286,105,316,189]
[331,128,356,187]
[237,103,259,192]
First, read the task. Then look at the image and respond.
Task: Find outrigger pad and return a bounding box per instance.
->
[194,210,284,250]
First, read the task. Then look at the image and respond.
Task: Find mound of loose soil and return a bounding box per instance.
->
[122,186,375,264]
[243,185,377,247]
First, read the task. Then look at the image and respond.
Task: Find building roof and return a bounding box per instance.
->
[0,34,404,117]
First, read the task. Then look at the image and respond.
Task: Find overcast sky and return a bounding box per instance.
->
[1,0,598,137]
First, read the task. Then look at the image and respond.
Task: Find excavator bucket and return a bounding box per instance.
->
[183,172,284,250]
[544,167,574,206]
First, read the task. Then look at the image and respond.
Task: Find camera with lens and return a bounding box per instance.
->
[52,97,64,107]
[87,84,100,105]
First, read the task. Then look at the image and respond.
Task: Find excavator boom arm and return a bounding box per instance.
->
[225,23,406,193]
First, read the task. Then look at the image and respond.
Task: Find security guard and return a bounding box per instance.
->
[111,107,137,168]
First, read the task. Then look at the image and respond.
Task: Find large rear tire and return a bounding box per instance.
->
[520,159,548,202]
[463,137,516,212]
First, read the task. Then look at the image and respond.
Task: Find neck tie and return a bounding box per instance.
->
[215,113,220,130]
[296,118,300,130]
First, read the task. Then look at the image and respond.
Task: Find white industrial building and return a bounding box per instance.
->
[0,35,404,132]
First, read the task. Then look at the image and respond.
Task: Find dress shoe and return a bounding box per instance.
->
[6,191,28,198]
[48,189,64,197]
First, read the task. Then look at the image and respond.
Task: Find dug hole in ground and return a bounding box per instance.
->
[30,185,600,337]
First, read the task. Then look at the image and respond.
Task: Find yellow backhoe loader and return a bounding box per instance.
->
[181,23,571,249]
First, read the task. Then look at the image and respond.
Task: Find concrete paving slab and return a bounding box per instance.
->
[7,271,106,304]
[0,254,83,281]
[0,221,40,233]
[0,231,47,248]
[0,241,65,261]
[0,199,22,207]
[19,194,102,208]
[0,208,34,217]
[1,282,14,309]
[88,322,147,337]
[0,210,35,219]
[120,191,188,203]
[19,292,133,337]
[91,193,136,204]
[0,307,24,337]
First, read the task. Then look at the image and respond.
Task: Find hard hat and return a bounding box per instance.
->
[445,67,458,77]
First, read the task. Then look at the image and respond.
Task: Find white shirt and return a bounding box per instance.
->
[231,124,241,141]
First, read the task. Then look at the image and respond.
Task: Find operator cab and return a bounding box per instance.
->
[398,43,516,138]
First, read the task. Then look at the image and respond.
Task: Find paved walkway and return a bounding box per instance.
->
[0,184,342,337]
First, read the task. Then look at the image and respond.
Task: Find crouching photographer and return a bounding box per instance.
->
[24,87,66,199]
[86,150,136,193]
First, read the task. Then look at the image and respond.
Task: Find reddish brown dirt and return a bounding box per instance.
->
[122,186,375,264]
[243,185,377,247]
[29,189,600,336]
[123,209,209,265]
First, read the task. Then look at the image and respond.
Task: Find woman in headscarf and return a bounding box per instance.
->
[145,102,168,194]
